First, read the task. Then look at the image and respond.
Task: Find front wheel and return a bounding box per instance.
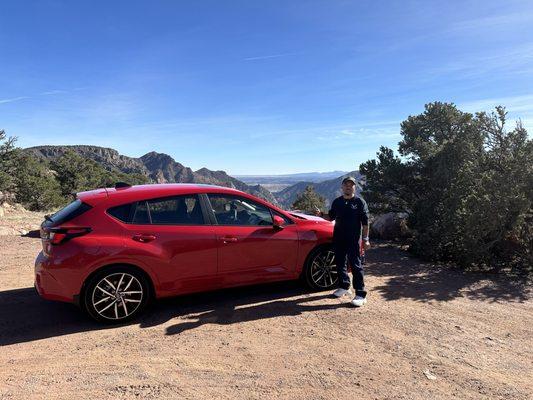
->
[83,266,150,323]
[303,246,338,290]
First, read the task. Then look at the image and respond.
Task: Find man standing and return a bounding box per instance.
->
[315,176,370,307]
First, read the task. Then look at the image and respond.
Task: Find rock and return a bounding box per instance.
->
[370,212,411,240]
[0,206,4,218]
[423,370,437,380]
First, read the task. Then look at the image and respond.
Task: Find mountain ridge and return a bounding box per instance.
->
[24,145,278,205]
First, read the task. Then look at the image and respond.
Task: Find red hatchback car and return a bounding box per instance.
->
[35,183,340,323]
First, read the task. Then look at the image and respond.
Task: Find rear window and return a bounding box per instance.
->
[121,195,205,225]
[45,199,92,226]
[132,201,150,224]
[107,203,134,223]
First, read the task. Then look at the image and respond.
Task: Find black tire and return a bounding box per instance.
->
[83,265,151,324]
[303,245,338,291]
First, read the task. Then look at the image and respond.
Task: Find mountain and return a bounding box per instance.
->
[24,145,278,205]
[274,170,363,209]
[25,145,148,175]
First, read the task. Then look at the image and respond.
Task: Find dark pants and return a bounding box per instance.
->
[335,240,366,297]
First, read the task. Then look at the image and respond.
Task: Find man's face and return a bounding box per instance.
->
[342,181,356,196]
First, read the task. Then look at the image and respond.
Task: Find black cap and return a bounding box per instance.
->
[342,176,357,185]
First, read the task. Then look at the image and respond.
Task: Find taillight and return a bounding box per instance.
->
[48,227,92,245]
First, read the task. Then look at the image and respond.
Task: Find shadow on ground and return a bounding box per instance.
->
[0,281,337,346]
[368,243,531,303]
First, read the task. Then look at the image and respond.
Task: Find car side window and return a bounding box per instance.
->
[147,195,205,225]
[107,203,133,223]
[207,195,273,226]
[127,195,204,225]
[132,201,150,224]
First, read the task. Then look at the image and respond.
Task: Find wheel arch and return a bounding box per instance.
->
[77,263,156,308]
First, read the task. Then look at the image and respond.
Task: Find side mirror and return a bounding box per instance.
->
[273,215,285,229]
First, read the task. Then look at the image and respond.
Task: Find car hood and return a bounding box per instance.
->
[289,212,334,225]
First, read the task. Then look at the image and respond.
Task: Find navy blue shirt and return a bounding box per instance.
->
[328,196,369,243]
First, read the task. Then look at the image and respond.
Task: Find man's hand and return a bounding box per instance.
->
[363,239,371,250]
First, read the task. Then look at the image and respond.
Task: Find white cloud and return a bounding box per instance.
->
[243,52,299,61]
[40,90,67,96]
[460,94,533,133]
[460,94,533,113]
[449,12,533,34]
[0,96,29,104]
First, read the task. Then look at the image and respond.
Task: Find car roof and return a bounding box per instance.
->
[78,183,257,204]
[76,183,293,219]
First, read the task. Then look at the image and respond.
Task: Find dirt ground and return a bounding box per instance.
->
[0,234,531,400]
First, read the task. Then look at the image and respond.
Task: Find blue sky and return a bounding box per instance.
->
[1,0,532,174]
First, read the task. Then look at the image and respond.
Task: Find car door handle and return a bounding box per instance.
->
[132,234,156,243]
[221,236,238,243]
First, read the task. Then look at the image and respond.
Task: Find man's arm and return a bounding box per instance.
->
[315,200,336,221]
[362,224,369,239]
[316,209,332,221]
[361,198,371,249]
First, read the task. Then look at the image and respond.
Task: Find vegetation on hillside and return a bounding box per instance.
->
[0,131,148,210]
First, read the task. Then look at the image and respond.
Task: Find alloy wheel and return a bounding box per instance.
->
[91,272,144,320]
[309,249,338,288]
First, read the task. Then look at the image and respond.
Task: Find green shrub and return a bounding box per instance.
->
[360,103,532,273]
[292,185,326,214]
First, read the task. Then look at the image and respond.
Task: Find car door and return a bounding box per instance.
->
[121,194,218,295]
[205,193,299,287]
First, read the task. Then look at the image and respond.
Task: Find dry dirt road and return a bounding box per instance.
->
[0,235,531,400]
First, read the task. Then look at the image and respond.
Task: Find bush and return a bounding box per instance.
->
[0,130,19,193]
[292,185,326,214]
[13,153,64,211]
[360,103,532,273]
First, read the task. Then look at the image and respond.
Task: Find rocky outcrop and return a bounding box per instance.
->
[25,145,149,175]
[140,152,196,183]
[370,212,411,240]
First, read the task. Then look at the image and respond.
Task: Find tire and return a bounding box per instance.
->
[303,245,338,291]
[83,266,151,323]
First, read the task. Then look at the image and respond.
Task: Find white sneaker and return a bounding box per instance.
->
[351,296,367,307]
[332,288,352,298]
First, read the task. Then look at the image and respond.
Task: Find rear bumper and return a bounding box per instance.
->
[34,251,77,303]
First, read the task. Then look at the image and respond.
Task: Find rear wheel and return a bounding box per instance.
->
[303,246,338,290]
[83,266,150,323]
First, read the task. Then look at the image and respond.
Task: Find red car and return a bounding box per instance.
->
[35,183,340,323]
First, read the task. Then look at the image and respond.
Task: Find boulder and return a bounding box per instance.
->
[371,212,411,240]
